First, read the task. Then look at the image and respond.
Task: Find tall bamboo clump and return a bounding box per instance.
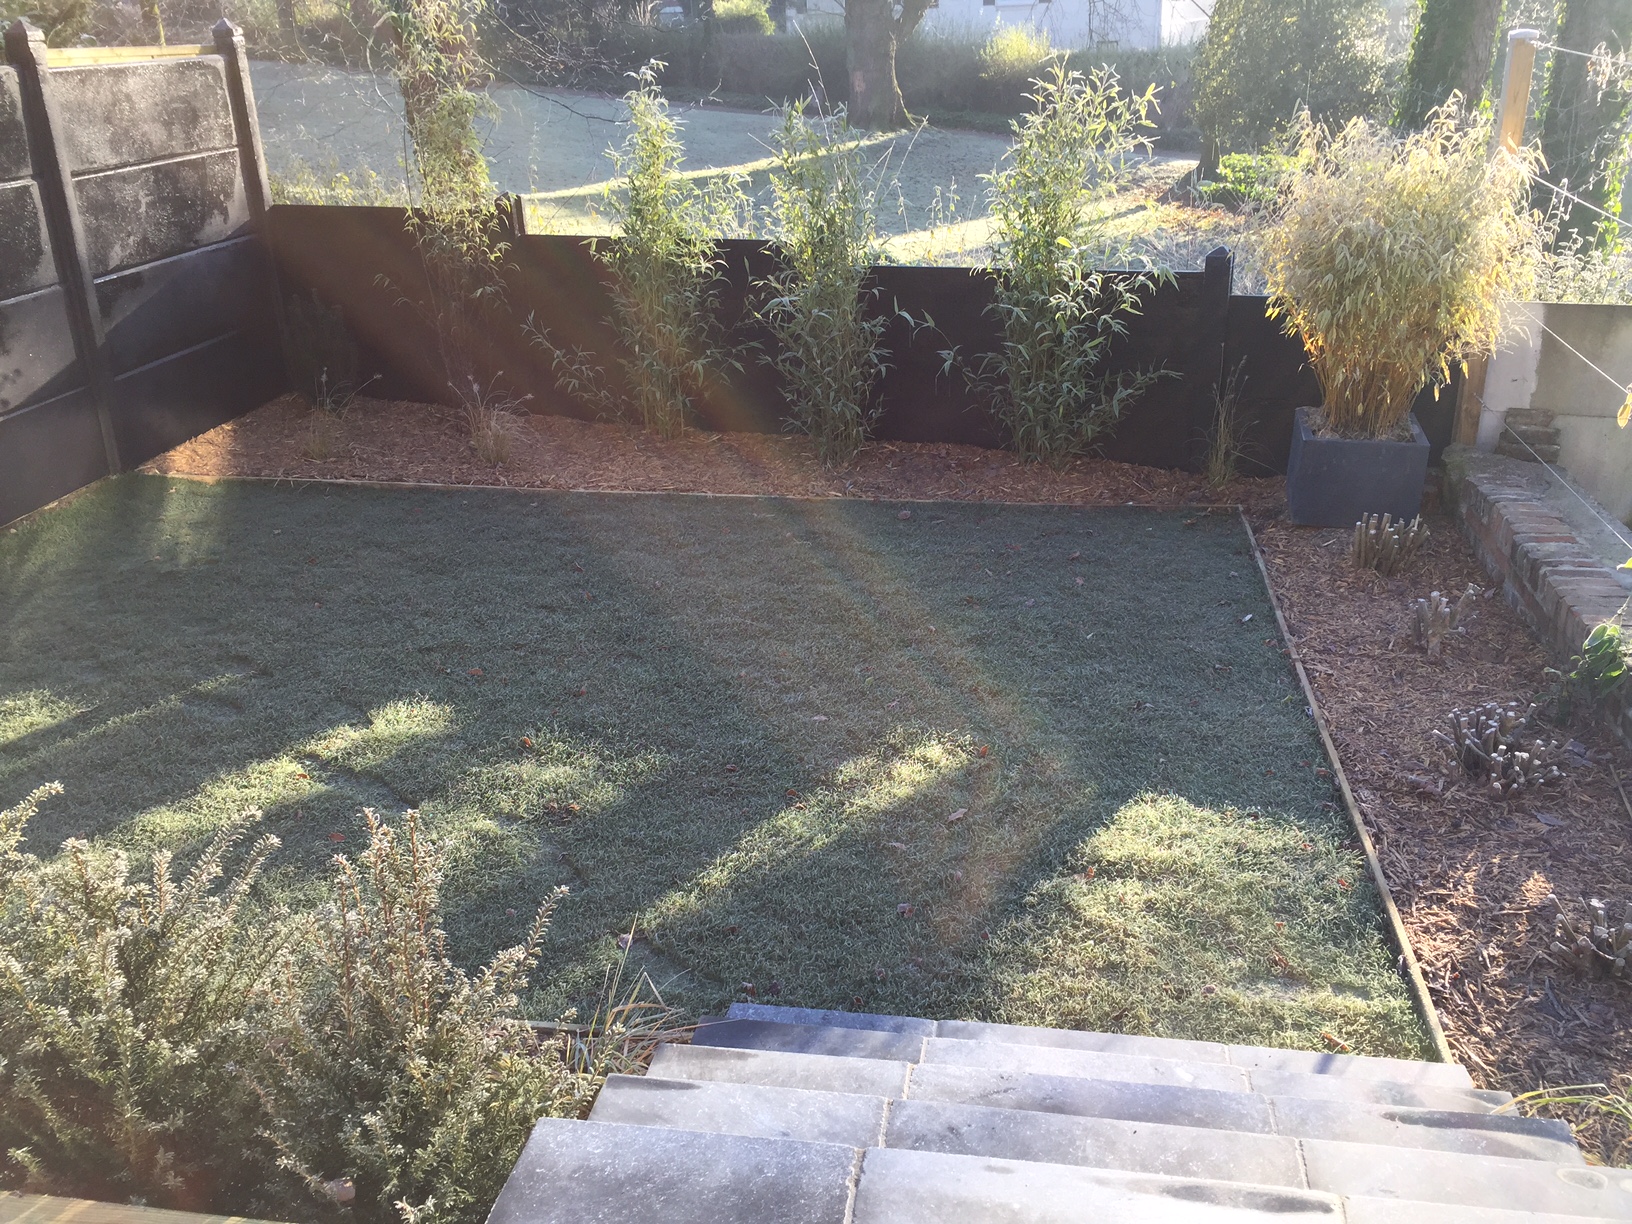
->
[1262,104,1541,439]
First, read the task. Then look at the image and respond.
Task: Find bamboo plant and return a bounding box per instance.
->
[1262,104,1541,439]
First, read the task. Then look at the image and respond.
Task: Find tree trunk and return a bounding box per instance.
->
[845,0,904,129]
[1396,0,1505,129]
[1539,0,1632,238]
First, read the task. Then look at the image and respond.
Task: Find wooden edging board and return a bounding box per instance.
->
[1239,511,1455,1064]
[0,1193,286,1224]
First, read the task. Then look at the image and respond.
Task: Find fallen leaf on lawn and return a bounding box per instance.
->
[1240,614,1254,624]
[897,903,915,917]
[888,841,908,851]
[328,833,345,842]
[521,736,534,748]
[947,808,967,824]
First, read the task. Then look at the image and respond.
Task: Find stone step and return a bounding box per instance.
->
[852,1146,1345,1224]
[728,1003,1473,1089]
[693,1017,925,1063]
[1266,1091,1578,1163]
[1346,1198,1613,1224]
[694,1018,1508,1111]
[486,1118,856,1224]
[884,1096,1305,1185]
[1299,1135,1632,1217]
[727,1002,936,1037]
[883,1098,1605,1211]
[907,1062,1567,1159]
[648,1042,913,1098]
[590,1074,886,1147]
[919,1036,1509,1113]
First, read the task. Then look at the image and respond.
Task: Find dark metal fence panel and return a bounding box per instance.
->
[268,211,1238,471]
[0,23,284,527]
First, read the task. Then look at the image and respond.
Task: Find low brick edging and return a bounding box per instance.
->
[1443,446,1631,743]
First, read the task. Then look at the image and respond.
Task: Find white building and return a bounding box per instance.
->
[790,0,1210,50]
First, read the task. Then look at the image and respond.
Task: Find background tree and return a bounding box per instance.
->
[1396,0,1505,128]
[1538,0,1632,237]
[843,0,934,129]
[1193,0,1389,154]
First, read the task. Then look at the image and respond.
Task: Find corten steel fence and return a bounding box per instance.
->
[0,21,283,527]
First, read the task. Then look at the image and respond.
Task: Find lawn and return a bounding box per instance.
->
[0,475,1429,1055]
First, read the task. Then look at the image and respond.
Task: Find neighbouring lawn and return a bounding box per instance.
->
[0,474,1429,1055]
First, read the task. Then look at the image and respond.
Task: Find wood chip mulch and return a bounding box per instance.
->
[1256,518,1632,1164]
[144,394,1286,512]
[148,394,1630,1162]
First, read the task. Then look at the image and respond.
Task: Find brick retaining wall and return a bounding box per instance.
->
[1444,446,1631,743]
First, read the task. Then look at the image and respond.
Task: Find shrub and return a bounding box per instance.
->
[0,786,288,1212]
[714,0,772,36]
[979,23,1052,80]
[1195,150,1297,211]
[975,61,1170,465]
[759,104,893,466]
[259,810,592,1224]
[534,62,743,438]
[1192,0,1388,153]
[1261,105,1541,439]
[0,0,94,45]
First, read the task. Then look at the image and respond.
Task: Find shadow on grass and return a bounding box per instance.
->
[0,476,1429,1055]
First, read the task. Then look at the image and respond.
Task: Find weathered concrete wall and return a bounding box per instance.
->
[1477,301,1632,523]
[0,28,283,527]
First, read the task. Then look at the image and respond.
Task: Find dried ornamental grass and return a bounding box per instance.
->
[1263,105,1542,438]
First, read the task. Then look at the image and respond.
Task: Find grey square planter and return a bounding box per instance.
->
[1285,407,1430,527]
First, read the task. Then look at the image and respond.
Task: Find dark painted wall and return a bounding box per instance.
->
[0,27,285,527]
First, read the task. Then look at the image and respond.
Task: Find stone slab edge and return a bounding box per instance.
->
[1443,446,1631,746]
[1240,511,1455,1065]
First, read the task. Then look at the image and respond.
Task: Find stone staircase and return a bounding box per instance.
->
[487,1003,1630,1223]
[1496,407,1563,466]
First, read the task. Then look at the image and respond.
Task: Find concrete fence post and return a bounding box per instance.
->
[4,18,120,473]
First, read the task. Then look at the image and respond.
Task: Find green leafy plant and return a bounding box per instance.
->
[1570,622,1629,704]
[758,103,897,467]
[0,785,289,1212]
[973,60,1172,466]
[978,23,1052,81]
[1262,104,1541,439]
[533,63,743,439]
[1196,151,1297,212]
[259,809,592,1224]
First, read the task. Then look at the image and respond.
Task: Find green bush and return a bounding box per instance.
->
[975,61,1172,465]
[759,103,893,466]
[0,787,288,1211]
[0,790,598,1224]
[258,811,591,1224]
[1195,150,1297,211]
[1192,0,1388,153]
[714,0,772,36]
[0,0,94,45]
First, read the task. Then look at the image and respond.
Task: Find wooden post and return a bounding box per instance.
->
[216,19,293,396]
[5,19,121,474]
[1455,26,1540,447]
